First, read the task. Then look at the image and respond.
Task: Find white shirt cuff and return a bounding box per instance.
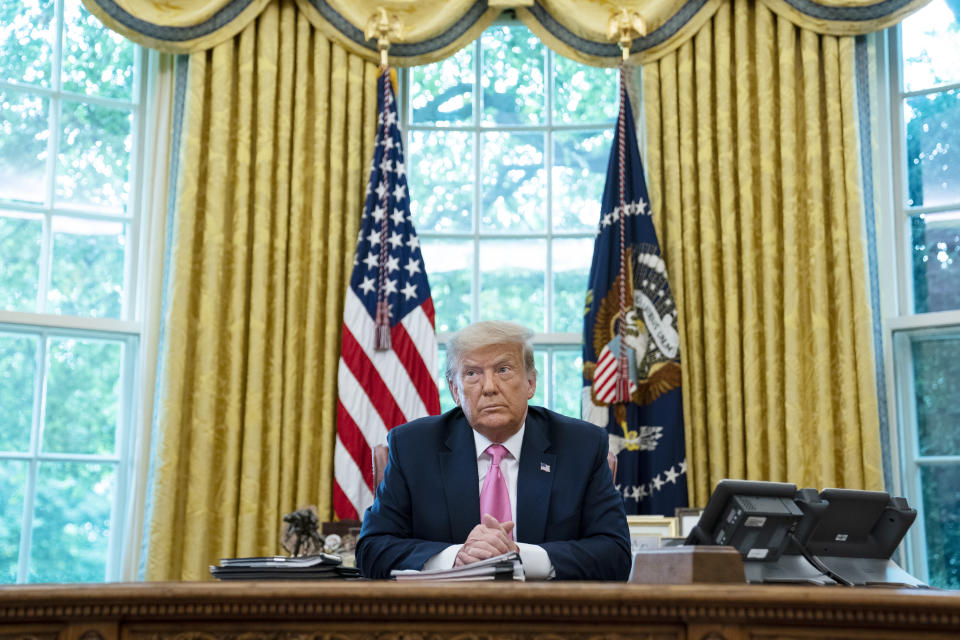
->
[517,542,556,580]
[423,544,462,570]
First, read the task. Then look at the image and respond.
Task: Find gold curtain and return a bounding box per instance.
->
[145,0,377,580]
[643,0,883,507]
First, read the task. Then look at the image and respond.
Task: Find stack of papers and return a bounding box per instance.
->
[210,555,362,580]
[391,552,524,581]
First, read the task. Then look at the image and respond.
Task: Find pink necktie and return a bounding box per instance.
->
[479,444,512,527]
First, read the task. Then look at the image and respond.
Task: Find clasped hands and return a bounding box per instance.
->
[454,513,519,567]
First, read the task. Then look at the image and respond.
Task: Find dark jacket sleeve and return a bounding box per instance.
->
[538,415,632,581]
[354,426,450,579]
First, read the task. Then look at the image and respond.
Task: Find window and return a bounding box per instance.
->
[885,0,960,589]
[401,22,619,414]
[0,0,146,582]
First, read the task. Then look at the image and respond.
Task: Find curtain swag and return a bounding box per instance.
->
[84,0,929,64]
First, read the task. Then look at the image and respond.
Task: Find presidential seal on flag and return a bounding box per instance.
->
[583,243,682,436]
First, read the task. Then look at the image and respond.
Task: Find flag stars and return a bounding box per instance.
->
[406,235,420,250]
[385,278,398,295]
[388,231,404,249]
[379,156,393,174]
[664,466,679,484]
[382,134,394,150]
[393,183,406,201]
[395,161,406,178]
[371,204,385,222]
[366,229,381,246]
[363,252,379,270]
[651,474,665,491]
[401,281,418,300]
[359,276,375,295]
[386,255,400,273]
[679,460,687,475]
[636,199,649,215]
[404,257,421,277]
[384,109,397,127]
[391,208,406,226]
[375,181,388,199]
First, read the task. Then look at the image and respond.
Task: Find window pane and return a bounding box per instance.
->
[410,45,473,126]
[481,131,545,232]
[420,238,472,333]
[552,349,583,418]
[0,0,55,87]
[43,336,121,455]
[0,460,27,583]
[904,90,960,208]
[56,100,132,211]
[552,129,611,233]
[62,0,135,100]
[552,237,592,332]
[479,239,545,330]
[48,217,125,318]
[909,333,960,456]
[901,0,960,92]
[919,464,960,589]
[910,212,960,313]
[437,347,456,413]
[408,130,472,233]
[0,213,42,311]
[0,90,49,204]
[530,350,545,408]
[481,26,544,126]
[0,332,37,453]
[553,56,618,124]
[29,461,114,583]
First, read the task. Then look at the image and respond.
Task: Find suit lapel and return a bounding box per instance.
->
[438,415,481,541]
[517,410,555,544]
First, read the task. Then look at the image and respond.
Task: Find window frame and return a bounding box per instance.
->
[878,11,960,586]
[0,0,152,583]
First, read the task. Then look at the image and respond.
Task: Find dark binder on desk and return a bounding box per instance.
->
[210,554,361,580]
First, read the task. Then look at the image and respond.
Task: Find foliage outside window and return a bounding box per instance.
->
[403,23,618,416]
[890,0,960,590]
[0,0,143,583]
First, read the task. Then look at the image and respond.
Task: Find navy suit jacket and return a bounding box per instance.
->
[355,405,631,580]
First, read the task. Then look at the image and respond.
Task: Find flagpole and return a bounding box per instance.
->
[365,8,401,350]
[608,8,647,404]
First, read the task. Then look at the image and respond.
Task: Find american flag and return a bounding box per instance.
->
[581,65,687,516]
[334,71,441,520]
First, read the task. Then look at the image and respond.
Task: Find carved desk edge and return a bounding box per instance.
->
[0,582,958,631]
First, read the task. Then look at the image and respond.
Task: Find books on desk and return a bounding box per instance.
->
[391,552,524,581]
[210,554,362,580]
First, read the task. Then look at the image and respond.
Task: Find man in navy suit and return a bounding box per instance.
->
[355,321,631,580]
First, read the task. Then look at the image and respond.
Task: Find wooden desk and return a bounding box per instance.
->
[1,581,958,640]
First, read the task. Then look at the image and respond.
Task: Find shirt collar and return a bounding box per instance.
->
[473,423,525,462]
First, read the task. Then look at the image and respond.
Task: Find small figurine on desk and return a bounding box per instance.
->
[281,507,322,557]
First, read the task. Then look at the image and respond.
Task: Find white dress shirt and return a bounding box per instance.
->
[422,423,555,579]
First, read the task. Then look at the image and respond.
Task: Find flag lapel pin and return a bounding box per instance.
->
[540,462,551,473]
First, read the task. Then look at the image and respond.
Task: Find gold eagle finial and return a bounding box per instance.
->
[607,8,647,60]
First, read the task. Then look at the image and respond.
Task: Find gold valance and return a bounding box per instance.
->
[81,0,931,64]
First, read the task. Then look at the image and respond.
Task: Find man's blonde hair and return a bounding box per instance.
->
[444,321,537,383]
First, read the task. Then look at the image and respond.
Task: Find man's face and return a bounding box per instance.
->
[449,342,536,443]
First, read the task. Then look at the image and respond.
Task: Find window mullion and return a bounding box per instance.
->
[472,37,481,324]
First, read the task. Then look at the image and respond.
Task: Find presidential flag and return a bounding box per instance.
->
[334,71,441,520]
[581,67,688,515]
